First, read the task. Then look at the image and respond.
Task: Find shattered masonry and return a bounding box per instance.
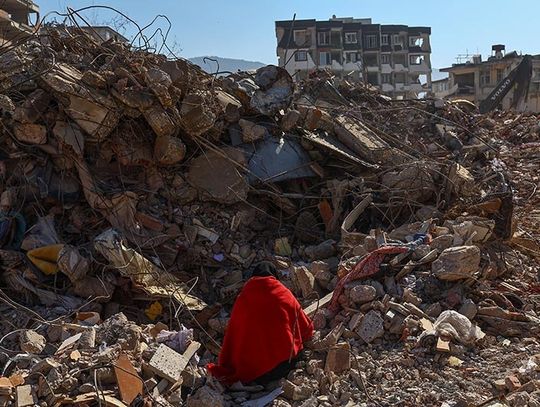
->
[0,17,538,407]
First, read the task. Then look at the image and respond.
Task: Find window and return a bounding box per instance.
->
[409,37,424,47]
[497,69,504,82]
[344,32,357,44]
[319,51,331,66]
[364,53,378,66]
[318,31,330,45]
[533,68,540,82]
[381,54,391,64]
[293,30,308,46]
[393,35,403,46]
[381,34,389,45]
[367,72,379,85]
[365,35,377,48]
[345,52,358,63]
[480,71,491,86]
[410,55,424,65]
[394,54,407,66]
[381,74,391,84]
[295,51,308,62]
[395,73,406,83]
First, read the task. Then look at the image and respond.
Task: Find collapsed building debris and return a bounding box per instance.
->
[0,13,539,407]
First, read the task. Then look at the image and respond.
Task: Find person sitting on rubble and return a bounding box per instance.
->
[207,261,314,386]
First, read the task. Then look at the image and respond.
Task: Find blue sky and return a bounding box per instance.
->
[39,0,540,69]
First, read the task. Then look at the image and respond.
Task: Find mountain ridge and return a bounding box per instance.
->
[188,56,267,74]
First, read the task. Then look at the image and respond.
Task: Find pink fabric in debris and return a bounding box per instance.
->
[329,246,408,312]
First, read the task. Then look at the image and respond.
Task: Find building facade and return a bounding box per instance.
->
[0,0,39,45]
[275,16,432,99]
[438,45,540,112]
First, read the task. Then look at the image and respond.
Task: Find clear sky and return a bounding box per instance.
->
[38,0,540,69]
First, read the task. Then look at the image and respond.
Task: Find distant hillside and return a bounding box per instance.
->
[188,56,266,74]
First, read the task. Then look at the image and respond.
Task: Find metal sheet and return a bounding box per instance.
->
[242,136,316,184]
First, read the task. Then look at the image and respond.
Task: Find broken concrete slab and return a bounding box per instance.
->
[148,342,200,383]
[349,285,377,304]
[187,147,248,204]
[154,134,186,165]
[148,344,186,382]
[53,121,85,156]
[41,63,120,141]
[333,115,393,163]
[325,342,350,374]
[15,385,36,407]
[179,91,218,137]
[13,123,47,144]
[143,104,177,138]
[357,310,384,343]
[432,245,481,281]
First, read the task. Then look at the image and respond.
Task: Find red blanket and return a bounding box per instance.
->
[207,276,314,384]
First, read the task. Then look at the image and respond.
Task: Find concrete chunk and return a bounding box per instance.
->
[13,123,47,144]
[154,135,186,165]
[239,119,266,142]
[349,285,377,304]
[149,344,186,382]
[291,265,315,298]
[357,310,384,343]
[432,245,481,281]
[19,330,46,354]
[334,115,391,163]
[15,385,36,407]
[325,342,350,374]
[148,343,200,383]
[187,147,248,204]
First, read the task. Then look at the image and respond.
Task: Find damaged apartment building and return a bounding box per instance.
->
[437,45,540,112]
[275,16,432,99]
[0,0,39,44]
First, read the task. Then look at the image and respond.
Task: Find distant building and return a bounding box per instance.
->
[431,78,451,98]
[439,45,540,112]
[0,0,40,44]
[275,16,432,99]
[39,24,129,46]
[77,26,128,44]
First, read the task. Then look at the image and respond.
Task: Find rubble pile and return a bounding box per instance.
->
[0,24,538,407]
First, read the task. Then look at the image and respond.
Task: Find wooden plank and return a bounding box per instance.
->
[436,338,451,353]
[303,292,333,317]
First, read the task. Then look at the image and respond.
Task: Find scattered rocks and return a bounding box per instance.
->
[19,330,46,354]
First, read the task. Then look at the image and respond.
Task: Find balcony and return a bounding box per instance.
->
[381,64,392,74]
[0,0,39,41]
[393,64,409,72]
[456,85,475,95]
[1,0,39,13]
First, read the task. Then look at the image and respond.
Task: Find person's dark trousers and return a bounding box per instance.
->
[252,350,306,385]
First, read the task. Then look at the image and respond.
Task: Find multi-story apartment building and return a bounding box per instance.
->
[0,0,39,45]
[438,45,540,112]
[275,16,432,99]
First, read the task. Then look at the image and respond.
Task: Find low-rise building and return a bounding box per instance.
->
[0,0,39,45]
[440,45,540,112]
[275,16,432,99]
